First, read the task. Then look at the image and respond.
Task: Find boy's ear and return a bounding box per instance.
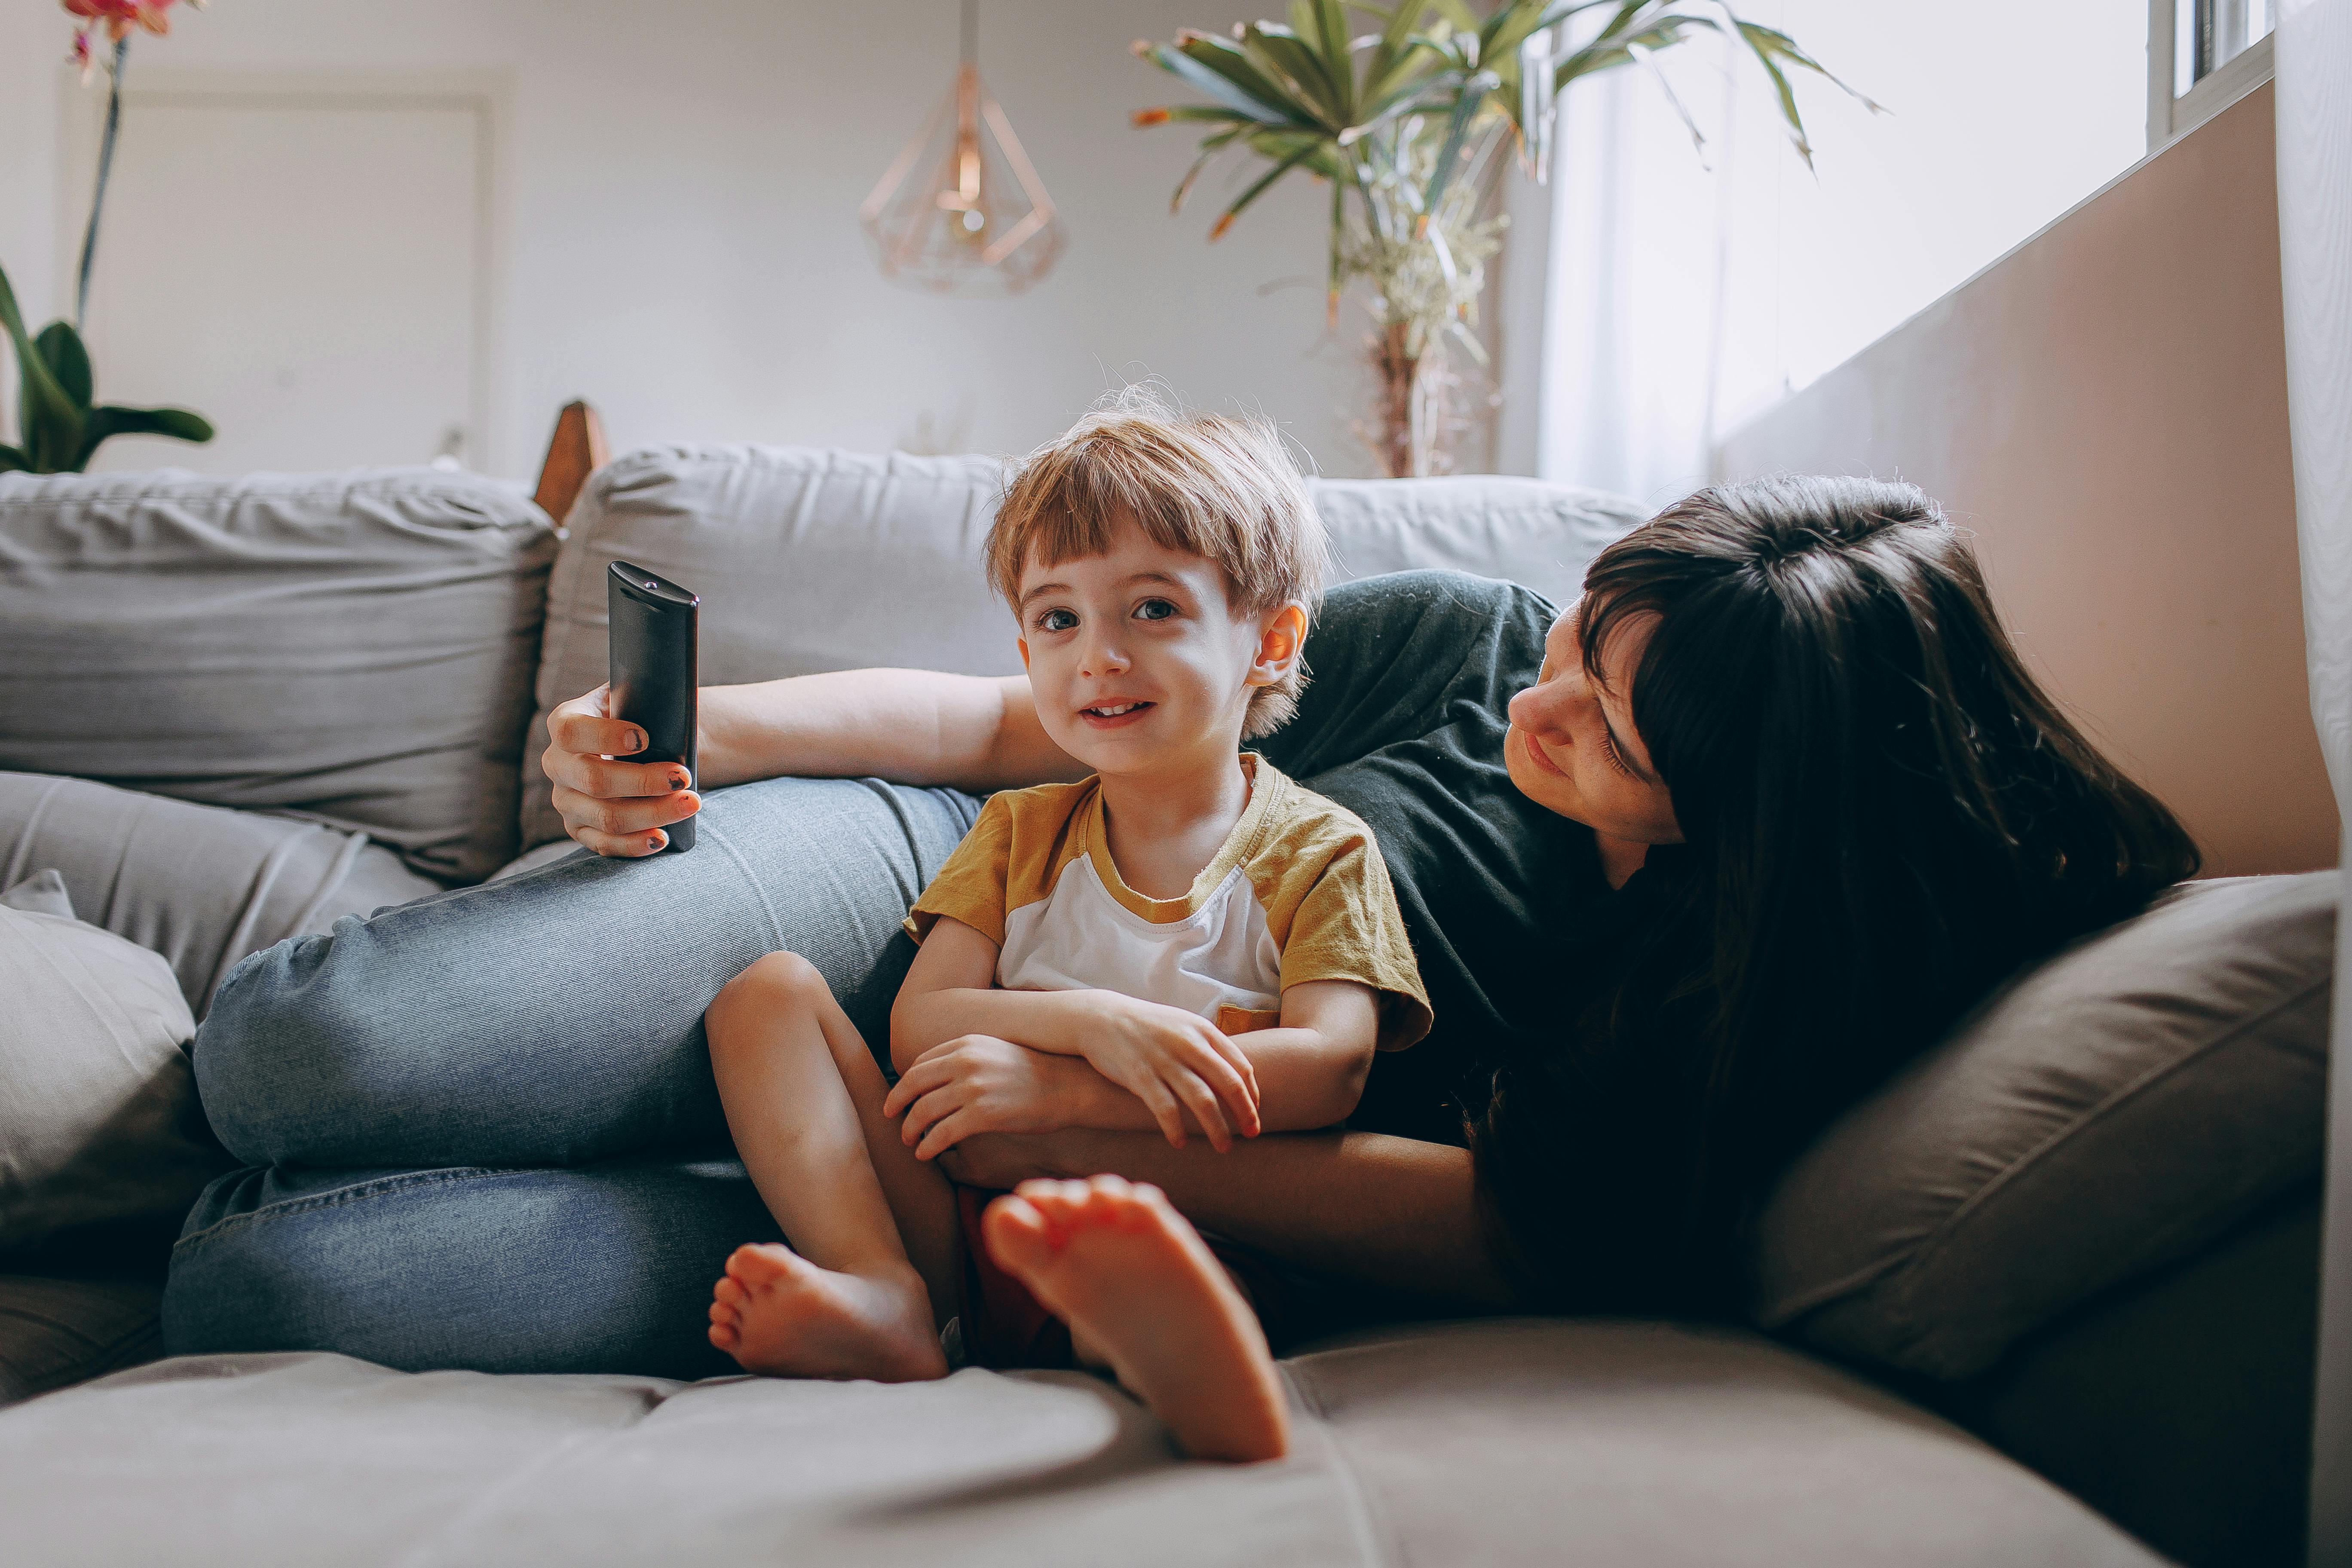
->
[1248,603,1308,686]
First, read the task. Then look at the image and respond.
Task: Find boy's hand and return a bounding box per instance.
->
[884,1035,1075,1160]
[1075,993,1260,1152]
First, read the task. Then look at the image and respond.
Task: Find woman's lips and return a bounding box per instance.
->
[1079,700,1155,730]
[1516,725,1568,778]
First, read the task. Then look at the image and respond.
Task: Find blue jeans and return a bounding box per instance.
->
[170,776,980,1376]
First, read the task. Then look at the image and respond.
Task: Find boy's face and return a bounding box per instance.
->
[1014,513,1302,780]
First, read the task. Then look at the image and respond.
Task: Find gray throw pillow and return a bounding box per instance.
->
[0,468,555,883]
[0,870,75,919]
[1750,873,2332,1380]
[0,903,228,1258]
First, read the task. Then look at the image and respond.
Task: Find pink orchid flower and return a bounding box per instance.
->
[64,0,203,80]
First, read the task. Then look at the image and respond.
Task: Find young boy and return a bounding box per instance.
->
[700,404,1429,1463]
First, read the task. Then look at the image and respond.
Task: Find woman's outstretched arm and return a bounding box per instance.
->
[942,1126,1519,1312]
[544,671,1084,857]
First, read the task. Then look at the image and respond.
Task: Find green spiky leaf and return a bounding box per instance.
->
[1149,34,1305,124]
[0,442,27,474]
[1246,24,1347,127]
[1210,137,1326,240]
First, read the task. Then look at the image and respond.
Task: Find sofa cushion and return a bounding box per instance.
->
[515,445,1644,847]
[0,1326,2159,1567]
[0,868,74,918]
[0,1273,163,1408]
[0,772,442,1015]
[0,468,556,882]
[0,900,227,1259]
[1751,872,2333,1380]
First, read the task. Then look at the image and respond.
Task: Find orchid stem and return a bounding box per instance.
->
[75,35,129,332]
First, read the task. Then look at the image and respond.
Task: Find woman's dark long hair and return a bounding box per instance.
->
[1473,476,2200,1313]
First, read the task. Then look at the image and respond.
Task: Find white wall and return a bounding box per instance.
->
[1717,86,2330,879]
[0,0,1408,481]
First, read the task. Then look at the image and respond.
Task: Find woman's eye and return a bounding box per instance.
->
[1038,608,1078,633]
[1133,598,1177,622]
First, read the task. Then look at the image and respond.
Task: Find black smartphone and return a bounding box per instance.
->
[607,560,700,854]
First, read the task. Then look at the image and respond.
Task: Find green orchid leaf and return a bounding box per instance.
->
[0,261,83,465]
[34,320,94,410]
[0,442,27,474]
[75,404,214,470]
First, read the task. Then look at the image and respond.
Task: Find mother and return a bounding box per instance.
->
[522,473,2199,1321]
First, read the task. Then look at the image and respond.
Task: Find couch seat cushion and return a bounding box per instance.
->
[0,1324,2157,1567]
[0,1274,163,1407]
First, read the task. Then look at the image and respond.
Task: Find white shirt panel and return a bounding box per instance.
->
[997,854,1282,1021]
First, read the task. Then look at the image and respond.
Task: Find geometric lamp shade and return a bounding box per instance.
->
[857,3,1063,297]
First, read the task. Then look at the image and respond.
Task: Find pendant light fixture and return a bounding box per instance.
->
[858,0,1065,297]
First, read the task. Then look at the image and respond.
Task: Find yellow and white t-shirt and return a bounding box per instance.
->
[905,755,1431,1049]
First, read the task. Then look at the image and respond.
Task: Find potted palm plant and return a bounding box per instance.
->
[1134,1,1871,478]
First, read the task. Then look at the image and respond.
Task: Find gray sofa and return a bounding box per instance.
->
[0,453,2328,1567]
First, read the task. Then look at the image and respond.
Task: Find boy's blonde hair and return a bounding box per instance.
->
[987,396,1328,739]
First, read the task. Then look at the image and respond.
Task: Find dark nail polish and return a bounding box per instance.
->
[627,729,646,753]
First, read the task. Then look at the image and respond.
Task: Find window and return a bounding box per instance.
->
[2149,0,2276,149]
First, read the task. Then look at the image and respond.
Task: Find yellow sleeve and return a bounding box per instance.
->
[1273,823,1433,1053]
[904,793,1014,948]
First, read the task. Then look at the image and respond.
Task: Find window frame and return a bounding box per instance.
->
[2147,0,2276,152]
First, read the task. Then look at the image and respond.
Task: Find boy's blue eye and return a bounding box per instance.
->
[1134,598,1176,622]
[1038,608,1078,633]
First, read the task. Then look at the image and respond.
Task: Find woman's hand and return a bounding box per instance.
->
[1072,993,1261,1151]
[882,1035,1084,1160]
[541,685,702,856]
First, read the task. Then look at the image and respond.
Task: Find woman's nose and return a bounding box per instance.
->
[1507,680,1555,731]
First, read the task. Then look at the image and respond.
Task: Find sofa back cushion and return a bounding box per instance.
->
[1749,872,2333,1380]
[0,469,556,883]
[518,444,1645,848]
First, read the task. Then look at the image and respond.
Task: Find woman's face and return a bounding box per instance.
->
[1505,598,1684,844]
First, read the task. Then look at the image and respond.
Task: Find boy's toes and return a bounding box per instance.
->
[726,1243,795,1288]
[709,1321,740,1351]
[982,1193,1060,1277]
[1011,1178,1087,1232]
[714,1275,749,1310]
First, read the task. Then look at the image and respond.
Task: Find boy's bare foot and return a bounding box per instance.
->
[982,1174,1290,1463]
[707,1243,946,1383]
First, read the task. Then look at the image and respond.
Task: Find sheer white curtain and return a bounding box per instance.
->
[2276,1,2352,1558]
[1524,0,2147,501]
